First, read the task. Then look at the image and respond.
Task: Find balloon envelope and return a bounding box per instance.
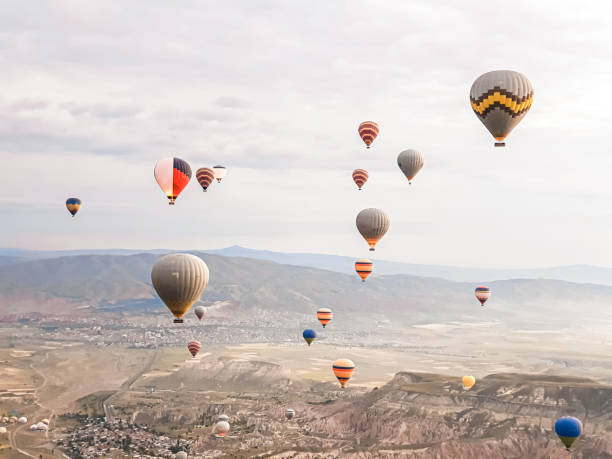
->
[215,420,230,437]
[358,121,379,148]
[470,70,533,146]
[303,329,316,346]
[555,416,583,450]
[187,340,201,358]
[397,150,424,183]
[151,254,209,323]
[196,167,215,191]
[212,165,227,183]
[332,358,355,387]
[194,305,205,320]
[175,452,188,459]
[217,414,229,422]
[462,375,476,390]
[154,157,192,204]
[355,259,373,282]
[352,169,369,190]
[65,198,82,216]
[316,307,332,327]
[285,408,295,420]
[475,286,491,306]
[356,208,390,251]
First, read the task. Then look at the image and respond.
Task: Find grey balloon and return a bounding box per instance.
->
[356,208,390,251]
[397,149,424,183]
[151,253,209,323]
[470,70,533,146]
[175,453,188,459]
[215,420,230,435]
[285,408,295,420]
[217,414,229,422]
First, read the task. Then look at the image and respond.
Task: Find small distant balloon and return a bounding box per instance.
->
[217,414,229,422]
[462,375,475,390]
[352,169,369,190]
[358,121,379,148]
[194,305,205,321]
[187,340,201,358]
[214,420,230,437]
[475,286,491,306]
[397,149,424,184]
[65,198,82,217]
[212,165,227,183]
[555,416,583,451]
[285,408,295,420]
[316,307,333,328]
[332,358,355,388]
[154,157,192,205]
[302,329,316,346]
[355,259,373,282]
[196,168,215,192]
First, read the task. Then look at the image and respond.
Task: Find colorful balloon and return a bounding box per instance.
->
[462,375,476,390]
[187,340,201,358]
[555,416,583,450]
[332,358,355,388]
[470,70,533,147]
[285,408,295,420]
[355,259,373,282]
[475,286,491,306]
[316,307,333,328]
[151,254,209,323]
[194,305,205,320]
[358,121,379,148]
[356,208,390,251]
[154,157,192,205]
[196,167,215,192]
[214,420,230,437]
[212,165,227,183]
[65,198,82,217]
[302,329,316,346]
[352,169,369,190]
[397,149,424,184]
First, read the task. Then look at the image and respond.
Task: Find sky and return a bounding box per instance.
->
[1,0,612,268]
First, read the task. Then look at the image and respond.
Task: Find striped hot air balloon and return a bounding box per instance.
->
[352,169,369,190]
[187,340,201,358]
[355,259,373,282]
[470,70,533,147]
[212,165,227,183]
[462,375,475,390]
[196,168,215,192]
[316,307,333,328]
[332,358,355,388]
[65,198,82,217]
[475,286,491,306]
[555,416,583,451]
[154,157,192,205]
[302,329,316,346]
[358,121,379,148]
[356,208,390,251]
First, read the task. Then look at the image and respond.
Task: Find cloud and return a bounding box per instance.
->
[213,96,251,109]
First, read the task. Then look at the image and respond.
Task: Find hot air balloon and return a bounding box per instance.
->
[470,70,533,147]
[352,169,369,190]
[175,452,188,459]
[65,198,81,217]
[462,375,476,390]
[475,286,491,306]
[356,208,390,251]
[187,340,201,358]
[285,408,295,420]
[217,414,229,422]
[151,254,209,323]
[212,165,227,183]
[358,121,379,148]
[555,416,583,451]
[154,157,192,204]
[355,259,373,282]
[193,305,205,321]
[397,150,424,184]
[196,168,215,192]
[303,329,316,346]
[332,358,355,388]
[214,420,230,437]
[316,307,333,328]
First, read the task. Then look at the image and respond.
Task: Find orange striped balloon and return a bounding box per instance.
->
[352,169,369,190]
[358,121,379,148]
[355,259,373,282]
[316,307,333,328]
[196,167,215,192]
[187,340,201,358]
[332,358,355,388]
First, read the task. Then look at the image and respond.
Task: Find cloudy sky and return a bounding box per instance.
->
[2,0,612,268]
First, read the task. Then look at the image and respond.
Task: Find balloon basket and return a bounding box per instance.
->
[494,142,506,147]
[173,319,184,324]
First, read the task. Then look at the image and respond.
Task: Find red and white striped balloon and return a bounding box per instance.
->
[187,340,201,357]
[358,121,379,148]
[352,169,369,190]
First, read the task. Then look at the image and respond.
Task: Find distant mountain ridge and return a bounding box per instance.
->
[3,245,612,285]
